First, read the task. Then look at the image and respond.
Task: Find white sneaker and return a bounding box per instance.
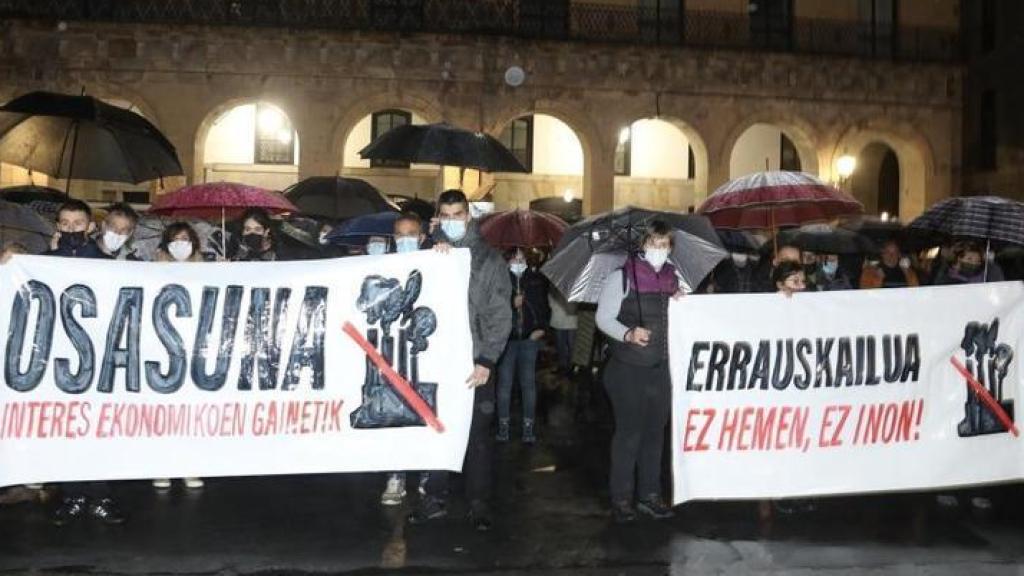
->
[184,477,205,489]
[935,494,959,508]
[381,474,406,506]
[971,496,992,510]
[152,478,172,489]
[24,484,43,490]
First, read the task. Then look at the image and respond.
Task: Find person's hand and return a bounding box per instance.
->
[529,329,544,341]
[433,242,451,254]
[672,289,687,300]
[50,231,60,251]
[626,327,651,347]
[466,364,491,388]
[513,294,525,308]
[429,217,439,234]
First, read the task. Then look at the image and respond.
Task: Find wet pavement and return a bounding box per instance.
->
[4,370,1024,575]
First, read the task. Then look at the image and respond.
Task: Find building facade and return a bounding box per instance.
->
[0,0,961,220]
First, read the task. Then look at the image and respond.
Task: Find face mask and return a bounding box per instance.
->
[958,263,982,277]
[242,233,264,252]
[899,257,911,270]
[366,241,388,256]
[510,261,527,276]
[821,261,838,277]
[441,219,466,242]
[731,253,749,267]
[58,231,87,251]
[168,240,193,262]
[318,232,329,245]
[395,236,419,253]
[103,230,129,252]
[644,248,670,271]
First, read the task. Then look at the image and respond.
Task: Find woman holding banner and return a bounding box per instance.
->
[595,220,679,523]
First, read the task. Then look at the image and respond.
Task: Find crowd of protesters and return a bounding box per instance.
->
[2,192,1022,529]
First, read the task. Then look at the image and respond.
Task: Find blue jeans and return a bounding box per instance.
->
[554,329,575,371]
[497,338,541,421]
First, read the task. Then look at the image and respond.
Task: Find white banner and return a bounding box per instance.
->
[670,282,1024,504]
[0,251,475,486]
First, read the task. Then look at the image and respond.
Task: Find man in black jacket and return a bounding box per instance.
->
[44,200,123,525]
[408,190,513,531]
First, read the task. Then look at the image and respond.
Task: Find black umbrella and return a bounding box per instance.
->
[777,223,878,255]
[716,229,765,253]
[0,184,67,222]
[0,91,183,194]
[284,177,397,221]
[909,196,1024,247]
[840,218,941,252]
[359,123,527,175]
[389,195,435,221]
[530,196,584,224]
[1,198,55,253]
[542,207,727,302]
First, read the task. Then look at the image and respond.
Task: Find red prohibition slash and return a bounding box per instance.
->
[342,321,445,433]
[949,356,1019,437]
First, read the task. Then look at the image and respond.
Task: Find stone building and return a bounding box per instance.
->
[0,0,961,220]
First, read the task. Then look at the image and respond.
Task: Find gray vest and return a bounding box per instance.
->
[609,289,670,367]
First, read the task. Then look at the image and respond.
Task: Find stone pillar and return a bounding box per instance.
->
[583,152,615,215]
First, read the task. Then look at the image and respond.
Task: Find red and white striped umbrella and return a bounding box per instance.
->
[699,171,863,230]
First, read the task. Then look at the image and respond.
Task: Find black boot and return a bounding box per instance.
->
[52,495,88,526]
[467,500,492,532]
[636,494,674,520]
[407,495,447,525]
[611,499,636,523]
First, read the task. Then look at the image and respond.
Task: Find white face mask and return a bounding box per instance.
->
[899,257,911,270]
[644,247,670,271]
[168,240,193,262]
[103,230,129,252]
[509,261,528,276]
[395,236,419,253]
[366,241,388,256]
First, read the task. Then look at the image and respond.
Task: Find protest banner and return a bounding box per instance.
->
[0,250,475,486]
[670,282,1024,504]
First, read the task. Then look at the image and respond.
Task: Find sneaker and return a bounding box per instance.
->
[90,498,126,525]
[611,499,636,523]
[52,496,88,526]
[636,494,674,520]
[467,500,492,532]
[381,474,407,506]
[936,494,959,508]
[971,496,993,511]
[417,473,429,496]
[407,496,447,525]
[152,478,172,489]
[496,418,510,442]
[522,418,537,444]
[184,477,204,490]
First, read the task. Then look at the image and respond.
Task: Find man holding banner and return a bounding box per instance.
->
[408,190,513,532]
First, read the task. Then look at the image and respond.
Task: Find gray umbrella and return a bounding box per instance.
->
[543,222,727,303]
[1,198,54,253]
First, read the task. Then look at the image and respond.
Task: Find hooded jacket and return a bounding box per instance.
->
[443,220,514,369]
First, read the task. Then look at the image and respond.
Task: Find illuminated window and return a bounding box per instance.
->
[749,0,792,51]
[370,109,412,168]
[499,116,533,173]
[254,103,295,165]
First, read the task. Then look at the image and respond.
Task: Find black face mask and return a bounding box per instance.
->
[958,263,982,277]
[242,233,265,252]
[58,231,87,251]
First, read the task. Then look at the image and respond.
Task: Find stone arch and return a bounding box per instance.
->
[619,114,711,208]
[330,91,445,173]
[829,122,936,221]
[192,96,301,185]
[721,112,820,179]
[487,100,604,214]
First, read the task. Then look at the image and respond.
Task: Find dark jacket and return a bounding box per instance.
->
[510,268,550,340]
[445,221,514,369]
[44,239,111,259]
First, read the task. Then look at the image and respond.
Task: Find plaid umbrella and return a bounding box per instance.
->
[699,171,863,230]
[909,196,1024,247]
